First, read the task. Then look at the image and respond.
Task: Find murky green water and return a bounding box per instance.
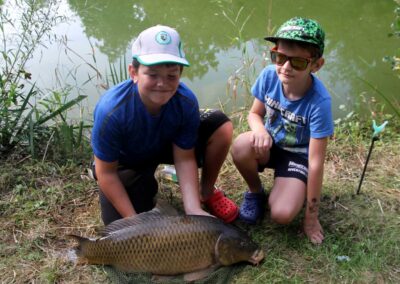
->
[21,0,400,118]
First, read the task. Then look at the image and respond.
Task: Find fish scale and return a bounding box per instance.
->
[103,216,220,274]
[69,209,264,280]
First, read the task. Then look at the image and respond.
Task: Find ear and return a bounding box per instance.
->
[128,64,138,83]
[310,57,324,73]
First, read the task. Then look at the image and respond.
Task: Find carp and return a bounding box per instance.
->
[69,203,264,281]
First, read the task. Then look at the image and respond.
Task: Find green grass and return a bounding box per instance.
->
[0,116,399,283]
[1,2,398,282]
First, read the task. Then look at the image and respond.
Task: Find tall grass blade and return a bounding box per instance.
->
[9,83,36,130]
[76,120,84,147]
[28,112,34,157]
[358,77,400,118]
[36,95,87,125]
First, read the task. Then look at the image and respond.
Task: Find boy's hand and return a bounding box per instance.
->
[303,215,324,244]
[250,130,272,157]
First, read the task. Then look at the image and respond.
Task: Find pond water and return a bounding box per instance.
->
[17,0,400,119]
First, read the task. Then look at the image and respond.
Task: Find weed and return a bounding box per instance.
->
[0,2,399,283]
[220,3,269,120]
[384,0,400,78]
[0,113,399,284]
[0,0,91,161]
[106,56,129,88]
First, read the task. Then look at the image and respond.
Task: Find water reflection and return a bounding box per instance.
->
[2,0,395,118]
[266,0,399,110]
[68,0,268,80]
[66,0,398,115]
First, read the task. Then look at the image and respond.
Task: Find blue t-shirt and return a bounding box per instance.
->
[252,65,334,159]
[91,79,200,168]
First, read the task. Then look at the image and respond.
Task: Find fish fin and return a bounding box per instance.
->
[183,266,219,282]
[113,263,135,273]
[155,199,179,216]
[100,210,162,235]
[214,234,234,266]
[100,200,179,236]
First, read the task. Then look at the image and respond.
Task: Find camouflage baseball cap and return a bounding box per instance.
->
[265,17,325,55]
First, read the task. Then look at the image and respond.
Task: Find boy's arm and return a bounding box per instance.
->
[94,156,136,218]
[304,137,328,244]
[172,144,211,216]
[248,98,273,156]
[248,98,266,131]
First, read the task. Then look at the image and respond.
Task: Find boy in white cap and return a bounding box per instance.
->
[231,17,334,244]
[91,25,238,225]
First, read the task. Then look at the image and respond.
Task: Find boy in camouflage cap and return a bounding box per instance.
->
[231,17,334,244]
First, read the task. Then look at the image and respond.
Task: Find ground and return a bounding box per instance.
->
[0,126,399,283]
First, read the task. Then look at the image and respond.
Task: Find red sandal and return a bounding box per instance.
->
[203,188,239,223]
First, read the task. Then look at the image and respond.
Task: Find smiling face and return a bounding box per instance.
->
[129,63,182,114]
[275,40,324,91]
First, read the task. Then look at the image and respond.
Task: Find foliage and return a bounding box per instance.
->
[223,5,259,102]
[35,89,91,162]
[217,3,268,129]
[0,117,399,283]
[383,0,400,76]
[0,0,90,161]
[106,56,128,88]
[357,77,400,119]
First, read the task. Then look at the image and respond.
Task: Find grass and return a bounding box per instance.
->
[1,2,398,282]
[0,116,399,283]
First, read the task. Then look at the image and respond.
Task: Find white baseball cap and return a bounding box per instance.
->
[131,25,189,66]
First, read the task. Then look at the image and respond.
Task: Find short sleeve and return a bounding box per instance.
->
[251,67,268,103]
[172,86,200,149]
[310,97,334,139]
[91,103,122,162]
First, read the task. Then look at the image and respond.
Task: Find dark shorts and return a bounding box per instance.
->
[94,109,230,225]
[258,144,308,184]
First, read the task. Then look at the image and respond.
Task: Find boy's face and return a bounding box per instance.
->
[129,64,182,114]
[275,41,324,87]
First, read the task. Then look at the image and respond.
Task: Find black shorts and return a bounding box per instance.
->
[93,109,230,225]
[258,144,308,184]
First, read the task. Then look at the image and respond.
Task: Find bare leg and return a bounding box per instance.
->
[268,177,306,224]
[200,121,233,200]
[231,131,269,193]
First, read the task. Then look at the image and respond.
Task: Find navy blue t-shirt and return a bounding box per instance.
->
[91,79,200,168]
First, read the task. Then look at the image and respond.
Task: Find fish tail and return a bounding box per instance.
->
[67,234,90,259]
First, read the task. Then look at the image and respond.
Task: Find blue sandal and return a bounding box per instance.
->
[239,189,267,224]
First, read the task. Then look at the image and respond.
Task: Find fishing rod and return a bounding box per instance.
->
[356,120,388,195]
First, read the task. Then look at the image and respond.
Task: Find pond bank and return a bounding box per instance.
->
[0,117,399,283]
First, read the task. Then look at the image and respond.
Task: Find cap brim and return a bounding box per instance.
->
[134,54,190,66]
[264,36,322,53]
[264,36,279,43]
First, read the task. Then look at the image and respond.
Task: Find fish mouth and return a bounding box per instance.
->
[249,249,265,265]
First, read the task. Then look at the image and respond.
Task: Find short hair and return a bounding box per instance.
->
[276,39,323,59]
[131,58,184,73]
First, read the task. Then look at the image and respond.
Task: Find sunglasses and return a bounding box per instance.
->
[270,48,313,71]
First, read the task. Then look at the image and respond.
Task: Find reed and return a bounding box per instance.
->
[0,0,90,161]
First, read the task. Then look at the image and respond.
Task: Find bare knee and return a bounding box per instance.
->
[271,207,295,225]
[268,178,305,224]
[231,132,253,161]
[210,120,233,147]
[269,197,301,225]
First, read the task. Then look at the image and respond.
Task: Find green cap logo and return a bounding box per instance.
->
[155,31,172,45]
